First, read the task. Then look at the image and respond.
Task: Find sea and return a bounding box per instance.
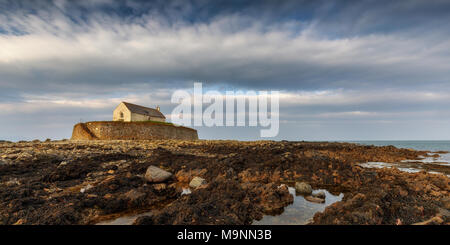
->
[350,140,450,152]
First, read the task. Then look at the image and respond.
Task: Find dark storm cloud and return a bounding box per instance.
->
[1,0,450,94]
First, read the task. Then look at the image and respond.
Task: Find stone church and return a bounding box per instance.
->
[113,102,166,122]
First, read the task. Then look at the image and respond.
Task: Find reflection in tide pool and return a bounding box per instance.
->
[97,188,192,225]
[98,187,343,225]
[253,187,343,225]
[359,162,422,173]
[403,153,450,166]
[359,153,450,177]
[96,211,153,225]
[181,188,191,195]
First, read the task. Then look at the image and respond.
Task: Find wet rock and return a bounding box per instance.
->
[245,183,293,214]
[312,191,326,199]
[44,187,62,193]
[144,166,173,183]
[305,195,325,203]
[133,215,154,225]
[189,177,207,189]
[153,183,167,192]
[437,208,450,220]
[412,216,444,225]
[295,182,312,195]
[348,193,366,207]
[441,197,450,210]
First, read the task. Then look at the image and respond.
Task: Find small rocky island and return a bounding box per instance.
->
[71,121,198,140]
[71,102,198,141]
[0,140,449,225]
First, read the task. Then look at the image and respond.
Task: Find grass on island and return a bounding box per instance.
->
[88,120,175,126]
[132,120,175,126]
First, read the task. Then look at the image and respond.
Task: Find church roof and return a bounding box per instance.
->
[121,102,165,119]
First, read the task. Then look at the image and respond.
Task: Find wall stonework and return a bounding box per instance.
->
[71,121,198,140]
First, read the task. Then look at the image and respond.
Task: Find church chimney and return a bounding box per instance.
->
[156,105,160,111]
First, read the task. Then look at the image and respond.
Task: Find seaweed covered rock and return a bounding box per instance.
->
[133,179,293,225]
[0,140,448,225]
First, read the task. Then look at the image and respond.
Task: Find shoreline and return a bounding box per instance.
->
[0,140,449,225]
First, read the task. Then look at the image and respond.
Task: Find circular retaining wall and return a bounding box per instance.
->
[71,121,198,140]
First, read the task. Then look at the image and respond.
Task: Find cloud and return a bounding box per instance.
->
[1,0,450,140]
[1,0,450,96]
[3,87,450,130]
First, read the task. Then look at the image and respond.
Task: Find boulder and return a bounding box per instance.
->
[145,166,173,183]
[295,182,312,195]
[189,177,207,189]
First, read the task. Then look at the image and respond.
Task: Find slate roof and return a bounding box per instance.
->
[121,102,165,119]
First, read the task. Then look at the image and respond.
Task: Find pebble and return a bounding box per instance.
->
[189,177,207,189]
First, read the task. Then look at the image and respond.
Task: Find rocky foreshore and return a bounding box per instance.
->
[0,140,449,225]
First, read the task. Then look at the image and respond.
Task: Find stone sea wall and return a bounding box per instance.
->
[71,121,198,140]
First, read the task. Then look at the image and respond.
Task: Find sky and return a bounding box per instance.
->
[1,0,450,141]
